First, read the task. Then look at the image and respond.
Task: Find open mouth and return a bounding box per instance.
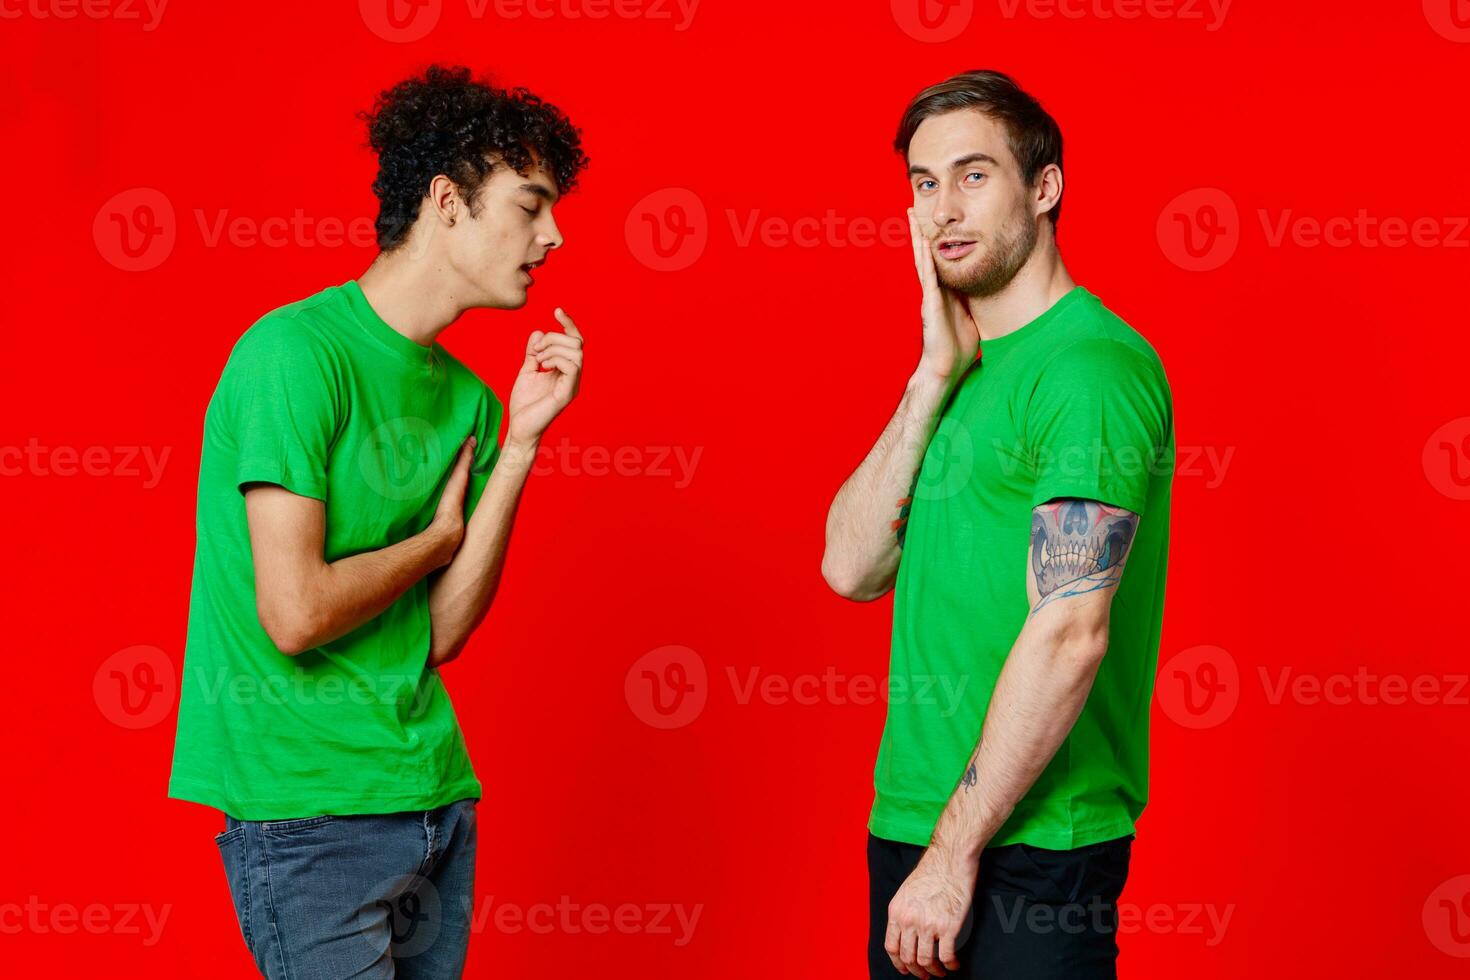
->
[936,239,978,260]
[519,259,544,285]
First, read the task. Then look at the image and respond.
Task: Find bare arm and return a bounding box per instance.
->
[242,439,473,655]
[821,374,950,600]
[425,437,536,668]
[885,499,1141,977]
[424,309,585,669]
[822,209,979,601]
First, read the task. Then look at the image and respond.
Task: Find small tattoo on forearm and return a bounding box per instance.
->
[962,762,977,791]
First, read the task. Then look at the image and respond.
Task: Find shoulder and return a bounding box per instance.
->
[227,290,345,370]
[435,344,503,413]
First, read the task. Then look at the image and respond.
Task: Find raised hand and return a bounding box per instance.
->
[507,308,584,446]
[909,208,980,385]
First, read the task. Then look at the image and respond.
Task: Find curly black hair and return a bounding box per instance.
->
[358,64,589,250]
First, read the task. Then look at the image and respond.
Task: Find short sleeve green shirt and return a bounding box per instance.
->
[168,280,503,820]
[869,286,1175,850]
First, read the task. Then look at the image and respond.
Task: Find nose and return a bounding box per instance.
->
[539,213,564,251]
[932,183,963,229]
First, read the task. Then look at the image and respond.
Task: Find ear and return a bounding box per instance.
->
[1034,163,1063,222]
[426,174,461,227]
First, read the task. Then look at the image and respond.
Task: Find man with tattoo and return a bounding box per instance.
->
[167,65,588,976]
[822,70,1174,979]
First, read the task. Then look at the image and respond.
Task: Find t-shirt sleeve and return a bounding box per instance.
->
[463,384,505,520]
[1025,338,1170,516]
[221,317,340,502]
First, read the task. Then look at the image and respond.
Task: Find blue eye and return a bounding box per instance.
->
[964,172,985,183]
[917,179,936,192]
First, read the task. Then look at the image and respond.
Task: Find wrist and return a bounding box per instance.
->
[499,435,541,472]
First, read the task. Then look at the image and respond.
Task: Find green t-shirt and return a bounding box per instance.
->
[869,286,1174,851]
[168,279,503,820]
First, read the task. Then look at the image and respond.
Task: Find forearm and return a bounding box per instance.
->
[426,438,537,667]
[927,613,1109,864]
[278,528,453,654]
[822,371,952,601]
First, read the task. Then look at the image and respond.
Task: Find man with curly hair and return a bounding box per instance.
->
[167,64,589,977]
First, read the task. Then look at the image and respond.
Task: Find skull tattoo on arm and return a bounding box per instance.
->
[1028,499,1139,617]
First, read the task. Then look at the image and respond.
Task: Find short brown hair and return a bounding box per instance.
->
[894,70,1064,226]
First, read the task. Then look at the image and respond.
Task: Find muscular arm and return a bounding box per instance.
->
[424,436,537,669]
[821,373,951,601]
[244,484,458,656]
[822,210,980,602]
[885,498,1140,976]
[927,499,1139,860]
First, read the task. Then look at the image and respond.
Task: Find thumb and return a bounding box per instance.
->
[521,330,545,371]
[444,436,476,501]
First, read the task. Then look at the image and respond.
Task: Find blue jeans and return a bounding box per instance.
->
[214,799,478,979]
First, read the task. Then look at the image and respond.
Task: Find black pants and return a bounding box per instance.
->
[868,831,1133,979]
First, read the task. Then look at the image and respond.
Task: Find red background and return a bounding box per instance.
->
[5,0,1469,975]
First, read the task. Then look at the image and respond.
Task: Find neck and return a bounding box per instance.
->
[967,235,1076,342]
[356,249,468,348]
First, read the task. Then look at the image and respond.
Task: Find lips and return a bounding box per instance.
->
[937,239,977,260]
[519,258,544,285]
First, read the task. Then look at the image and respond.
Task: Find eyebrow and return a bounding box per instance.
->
[519,182,559,204]
[907,153,1002,177]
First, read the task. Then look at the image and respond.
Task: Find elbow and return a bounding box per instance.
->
[256,598,319,657]
[1054,623,1110,671]
[821,553,885,603]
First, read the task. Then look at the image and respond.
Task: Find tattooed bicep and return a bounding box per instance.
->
[1027,499,1139,613]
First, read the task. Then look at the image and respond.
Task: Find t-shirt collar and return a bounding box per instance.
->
[341,278,439,372]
